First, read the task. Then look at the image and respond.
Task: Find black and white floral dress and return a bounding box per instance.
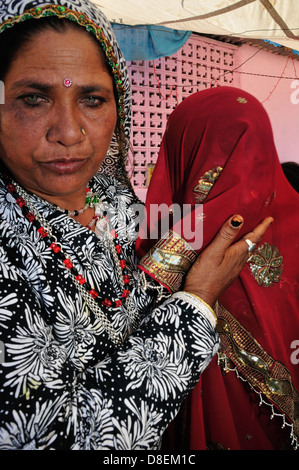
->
[0,172,219,450]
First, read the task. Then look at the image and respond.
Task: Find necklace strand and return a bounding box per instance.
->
[13,183,101,217]
[6,179,140,345]
[53,188,101,217]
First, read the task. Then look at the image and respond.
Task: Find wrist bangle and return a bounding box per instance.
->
[172,291,217,327]
[184,291,216,314]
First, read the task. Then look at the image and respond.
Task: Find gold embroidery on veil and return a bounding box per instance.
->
[193,166,223,203]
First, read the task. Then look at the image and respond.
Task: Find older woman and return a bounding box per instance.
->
[0,0,271,450]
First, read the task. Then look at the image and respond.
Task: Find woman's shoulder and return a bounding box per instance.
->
[93,172,141,208]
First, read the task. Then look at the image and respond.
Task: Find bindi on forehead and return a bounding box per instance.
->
[63,78,72,88]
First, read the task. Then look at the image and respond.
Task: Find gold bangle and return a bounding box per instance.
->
[183,291,217,323]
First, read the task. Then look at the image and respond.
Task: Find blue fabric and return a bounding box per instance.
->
[263,39,299,56]
[112,23,192,61]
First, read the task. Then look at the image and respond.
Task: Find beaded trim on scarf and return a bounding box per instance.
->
[216,302,299,449]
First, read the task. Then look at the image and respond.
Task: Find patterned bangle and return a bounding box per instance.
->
[138,230,197,293]
[172,291,217,327]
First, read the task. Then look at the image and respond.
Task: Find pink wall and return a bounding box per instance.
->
[233,44,299,163]
[127,36,299,200]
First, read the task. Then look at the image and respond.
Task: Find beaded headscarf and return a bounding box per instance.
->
[0,0,132,188]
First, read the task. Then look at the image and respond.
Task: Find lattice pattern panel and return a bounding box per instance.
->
[126,34,238,200]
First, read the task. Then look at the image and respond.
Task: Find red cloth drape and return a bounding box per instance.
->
[136,86,299,449]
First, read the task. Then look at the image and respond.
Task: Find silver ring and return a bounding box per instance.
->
[244,238,256,253]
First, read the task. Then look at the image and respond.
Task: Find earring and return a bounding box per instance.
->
[81,128,86,136]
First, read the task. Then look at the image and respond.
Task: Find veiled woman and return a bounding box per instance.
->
[136,87,299,450]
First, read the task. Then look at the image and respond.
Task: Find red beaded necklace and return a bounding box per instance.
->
[7,181,132,310]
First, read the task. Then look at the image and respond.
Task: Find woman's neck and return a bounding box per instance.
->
[30,187,90,213]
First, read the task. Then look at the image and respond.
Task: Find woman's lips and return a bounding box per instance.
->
[42,159,87,175]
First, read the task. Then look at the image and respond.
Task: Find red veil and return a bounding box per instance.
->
[136,87,299,450]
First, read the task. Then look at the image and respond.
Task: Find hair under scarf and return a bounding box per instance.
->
[136,86,299,449]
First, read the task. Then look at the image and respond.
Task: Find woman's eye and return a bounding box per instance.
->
[22,94,45,106]
[84,96,104,107]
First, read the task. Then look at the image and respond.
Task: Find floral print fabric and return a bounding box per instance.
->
[0,172,219,450]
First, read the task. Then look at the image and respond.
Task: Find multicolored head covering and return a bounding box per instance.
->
[0,0,132,186]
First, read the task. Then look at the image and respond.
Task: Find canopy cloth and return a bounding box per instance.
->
[95,0,299,53]
[112,24,192,60]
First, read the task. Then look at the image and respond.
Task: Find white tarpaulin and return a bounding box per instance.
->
[93,0,299,52]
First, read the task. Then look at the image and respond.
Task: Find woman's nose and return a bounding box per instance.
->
[46,103,85,147]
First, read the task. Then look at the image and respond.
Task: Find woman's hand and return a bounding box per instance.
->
[183,214,274,307]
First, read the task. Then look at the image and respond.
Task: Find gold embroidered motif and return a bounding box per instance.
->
[146,163,155,188]
[247,242,283,287]
[216,303,299,440]
[237,97,248,104]
[138,231,197,292]
[193,166,223,203]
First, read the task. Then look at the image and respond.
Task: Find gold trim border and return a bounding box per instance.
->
[138,230,197,292]
[216,302,299,440]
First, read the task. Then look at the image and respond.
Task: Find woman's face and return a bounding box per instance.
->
[0,26,117,205]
